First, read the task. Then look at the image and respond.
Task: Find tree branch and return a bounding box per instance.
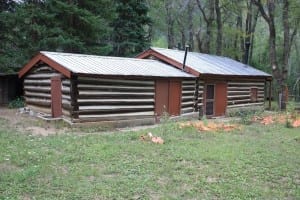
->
[251,0,270,23]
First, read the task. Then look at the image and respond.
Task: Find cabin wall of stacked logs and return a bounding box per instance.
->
[181,79,203,114]
[23,64,71,117]
[72,77,156,122]
[227,80,265,109]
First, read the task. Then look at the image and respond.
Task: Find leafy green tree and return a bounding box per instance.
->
[0,0,114,73]
[112,0,152,57]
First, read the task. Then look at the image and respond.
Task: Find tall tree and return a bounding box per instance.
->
[112,0,152,57]
[252,0,298,109]
[196,0,215,53]
[215,0,222,55]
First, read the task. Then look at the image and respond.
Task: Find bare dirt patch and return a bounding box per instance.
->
[0,107,67,136]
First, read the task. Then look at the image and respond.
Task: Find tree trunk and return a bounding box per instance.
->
[215,0,222,55]
[188,1,194,51]
[165,0,175,49]
[196,0,215,53]
[249,9,259,64]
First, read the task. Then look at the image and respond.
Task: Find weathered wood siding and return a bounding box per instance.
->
[23,65,71,116]
[181,79,203,114]
[181,80,196,114]
[198,80,204,113]
[74,77,155,122]
[227,80,265,109]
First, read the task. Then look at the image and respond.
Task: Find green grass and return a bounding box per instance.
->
[0,119,299,199]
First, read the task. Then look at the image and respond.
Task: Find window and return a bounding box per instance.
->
[205,84,215,116]
[250,88,258,102]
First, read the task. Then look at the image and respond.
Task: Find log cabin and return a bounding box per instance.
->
[18,51,196,125]
[136,47,272,117]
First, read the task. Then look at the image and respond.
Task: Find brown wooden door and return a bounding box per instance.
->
[215,82,227,116]
[155,80,169,116]
[51,76,62,118]
[168,80,181,116]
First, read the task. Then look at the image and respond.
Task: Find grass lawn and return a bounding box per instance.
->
[0,116,299,199]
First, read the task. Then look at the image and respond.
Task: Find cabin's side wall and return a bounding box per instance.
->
[74,77,155,123]
[226,79,265,114]
[23,64,71,118]
[181,79,196,114]
[181,79,204,115]
[198,80,204,115]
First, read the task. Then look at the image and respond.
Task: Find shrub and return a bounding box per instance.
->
[8,97,25,109]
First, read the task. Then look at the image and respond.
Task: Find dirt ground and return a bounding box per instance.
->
[0,107,69,136]
[0,107,158,136]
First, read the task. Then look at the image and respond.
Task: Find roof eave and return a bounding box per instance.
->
[18,52,72,78]
[200,73,272,80]
[136,48,200,77]
[75,72,195,80]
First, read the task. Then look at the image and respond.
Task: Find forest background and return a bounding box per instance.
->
[0,0,299,99]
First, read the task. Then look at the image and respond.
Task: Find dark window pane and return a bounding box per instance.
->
[206,101,214,115]
[206,85,214,99]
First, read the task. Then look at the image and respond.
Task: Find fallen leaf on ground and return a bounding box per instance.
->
[179,121,240,132]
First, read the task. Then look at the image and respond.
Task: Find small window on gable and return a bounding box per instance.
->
[250,88,258,102]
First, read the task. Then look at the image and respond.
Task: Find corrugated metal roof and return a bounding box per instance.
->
[40,51,194,78]
[150,47,271,77]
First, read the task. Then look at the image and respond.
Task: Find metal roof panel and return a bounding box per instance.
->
[150,47,271,77]
[40,51,195,78]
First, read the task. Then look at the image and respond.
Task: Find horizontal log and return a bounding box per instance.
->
[228,87,264,91]
[24,79,51,86]
[62,94,71,100]
[228,90,264,95]
[182,80,195,84]
[78,77,154,86]
[24,86,51,93]
[227,98,264,105]
[182,85,195,90]
[228,82,265,86]
[62,86,70,93]
[227,94,252,99]
[181,107,194,114]
[25,97,71,107]
[26,98,51,107]
[77,84,154,92]
[32,65,53,72]
[78,105,154,111]
[181,101,194,107]
[62,80,71,86]
[77,99,154,106]
[182,95,194,100]
[78,111,155,120]
[228,95,264,100]
[26,73,62,79]
[182,88,195,93]
[182,97,194,102]
[25,91,51,98]
[227,102,264,108]
[79,90,154,95]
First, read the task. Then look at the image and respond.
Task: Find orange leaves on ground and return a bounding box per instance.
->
[261,116,274,125]
[292,119,300,127]
[252,113,300,128]
[140,132,164,144]
[179,121,240,132]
